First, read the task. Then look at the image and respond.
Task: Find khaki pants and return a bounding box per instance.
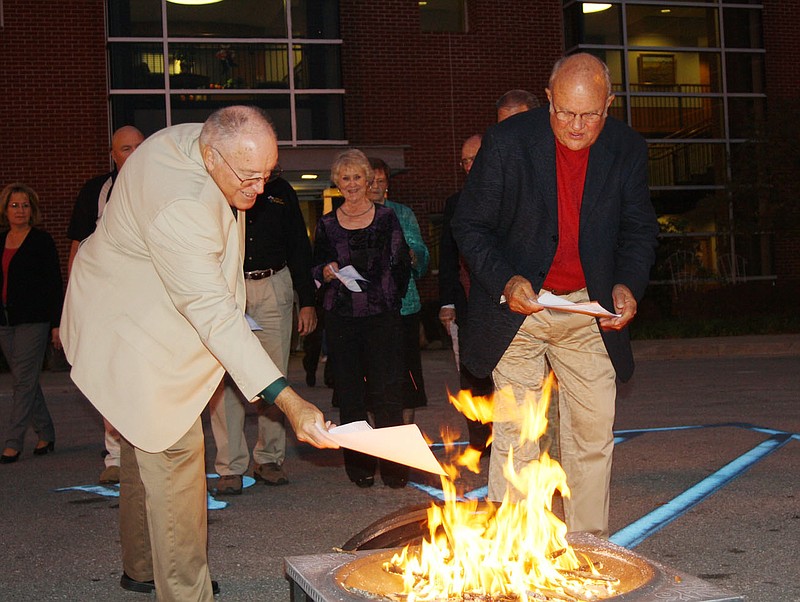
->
[488,289,616,538]
[119,417,214,601]
[210,268,292,474]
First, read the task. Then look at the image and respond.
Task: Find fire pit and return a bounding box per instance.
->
[285,532,743,602]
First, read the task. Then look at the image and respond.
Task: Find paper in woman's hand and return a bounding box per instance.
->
[334,265,368,292]
[328,421,446,475]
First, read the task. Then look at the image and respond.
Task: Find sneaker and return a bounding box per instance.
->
[253,462,289,486]
[214,474,243,495]
[99,465,120,484]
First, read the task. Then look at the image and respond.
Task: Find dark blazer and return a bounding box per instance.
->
[0,227,63,327]
[452,107,658,382]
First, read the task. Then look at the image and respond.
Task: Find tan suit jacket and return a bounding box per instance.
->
[62,124,282,452]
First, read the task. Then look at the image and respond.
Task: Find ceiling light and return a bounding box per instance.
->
[582,3,612,13]
[167,0,224,5]
[301,174,319,180]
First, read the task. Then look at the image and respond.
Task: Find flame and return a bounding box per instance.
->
[386,373,617,601]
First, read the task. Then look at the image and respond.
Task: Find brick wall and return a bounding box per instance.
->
[339,0,563,301]
[0,0,109,279]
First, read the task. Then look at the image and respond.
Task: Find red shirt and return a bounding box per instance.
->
[2,247,18,303]
[542,141,589,293]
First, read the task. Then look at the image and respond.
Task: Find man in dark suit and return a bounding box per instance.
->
[452,54,658,538]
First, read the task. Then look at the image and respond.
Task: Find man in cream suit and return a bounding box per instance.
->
[62,106,337,601]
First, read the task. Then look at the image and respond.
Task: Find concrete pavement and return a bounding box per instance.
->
[0,335,798,601]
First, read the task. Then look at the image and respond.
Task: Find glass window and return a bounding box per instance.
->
[295,94,345,140]
[170,93,292,141]
[627,5,719,49]
[727,97,766,139]
[108,0,162,37]
[110,95,167,137]
[166,43,290,90]
[166,0,287,38]
[110,43,167,89]
[629,51,722,93]
[648,142,727,188]
[420,0,466,33]
[723,8,763,49]
[292,44,342,89]
[292,0,340,39]
[725,52,765,94]
[631,96,724,139]
[564,3,622,49]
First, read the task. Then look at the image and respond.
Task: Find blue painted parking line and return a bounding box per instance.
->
[610,432,793,549]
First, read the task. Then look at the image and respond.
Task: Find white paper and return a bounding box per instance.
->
[245,313,262,331]
[334,265,368,292]
[328,421,446,476]
[449,321,460,370]
[535,291,620,318]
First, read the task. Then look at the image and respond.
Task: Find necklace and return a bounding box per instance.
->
[339,204,374,218]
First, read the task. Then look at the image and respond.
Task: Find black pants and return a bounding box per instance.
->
[326,310,408,484]
[460,362,493,451]
[400,312,427,408]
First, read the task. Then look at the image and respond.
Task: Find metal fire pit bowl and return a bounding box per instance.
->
[285,532,743,602]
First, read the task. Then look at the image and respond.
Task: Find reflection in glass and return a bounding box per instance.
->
[631,97,724,139]
[170,94,292,141]
[166,0,286,37]
[292,0,340,38]
[293,45,342,89]
[420,0,466,33]
[728,97,766,139]
[629,51,721,93]
[108,0,162,37]
[725,52,765,94]
[627,5,718,48]
[110,95,166,137]
[564,3,621,49]
[296,94,345,140]
[166,43,290,90]
[110,43,166,89]
[723,8,763,49]
[648,142,727,188]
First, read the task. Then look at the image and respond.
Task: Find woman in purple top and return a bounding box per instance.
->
[312,149,410,488]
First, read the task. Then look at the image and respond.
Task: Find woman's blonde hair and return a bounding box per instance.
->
[331,149,373,188]
[0,183,42,228]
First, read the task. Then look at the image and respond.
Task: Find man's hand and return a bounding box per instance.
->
[598,284,637,331]
[297,306,317,336]
[503,275,545,315]
[274,387,339,449]
[439,306,456,331]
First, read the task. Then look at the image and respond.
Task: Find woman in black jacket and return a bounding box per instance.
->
[0,183,63,463]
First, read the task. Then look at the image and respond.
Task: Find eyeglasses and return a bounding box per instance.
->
[9,202,31,209]
[459,155,476,168]
[550,106,605,124]
[213,147,282,186]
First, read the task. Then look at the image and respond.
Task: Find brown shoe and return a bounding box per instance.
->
[253,462,289,486]
[214,474,243,495]
[99,465,120,484]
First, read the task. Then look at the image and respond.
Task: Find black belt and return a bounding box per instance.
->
[244,264,286,280]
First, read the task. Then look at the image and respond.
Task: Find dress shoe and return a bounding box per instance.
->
[214,474,243,495]
[99,465,120,484]
[1,451,20,464]
[353,476,374,488]
[33,441,55,455]
[253,462,289,486]
[382,476,408,489]
[305,371,316,387]
[120,572,220,595]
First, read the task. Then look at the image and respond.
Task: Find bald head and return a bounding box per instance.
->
[548,53,612,98]
[111,126,145,171]
[200,105,275,154]
[460,134,482,174]
[496,89,539,122]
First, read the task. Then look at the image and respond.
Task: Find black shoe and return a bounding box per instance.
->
[305,371,316,387]
[120,572,220,595]
[33,441,55,456]
[353,476,374,488]
[382,476,408,489]
[0,451,20,464]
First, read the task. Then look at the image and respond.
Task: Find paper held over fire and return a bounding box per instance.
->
[500,291,620,318]
[328,421,447,476]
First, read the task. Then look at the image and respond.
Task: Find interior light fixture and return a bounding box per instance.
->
[582,3,612,13]
[660,8,672,13]
[167,0,224,5]
[301,174,319,180]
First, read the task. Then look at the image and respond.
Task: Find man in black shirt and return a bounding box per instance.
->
[209,176,317,494]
